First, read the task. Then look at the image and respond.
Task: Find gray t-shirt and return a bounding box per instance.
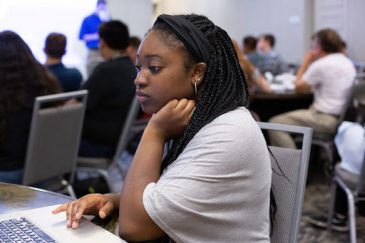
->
[143,107,271,242]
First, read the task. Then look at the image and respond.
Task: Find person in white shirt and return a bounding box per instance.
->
[53,14,273,242]
[305,121,365,232]
[269,28,356,148]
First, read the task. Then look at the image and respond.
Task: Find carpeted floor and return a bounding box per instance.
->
[299,174,365,243]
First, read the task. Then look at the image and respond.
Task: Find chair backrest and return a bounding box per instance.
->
[258,122,313,243]
[111,95,140,165]
[353,81,365,122]
[22,90,88,186]
[339,81,365,126]
[355,147,365,196]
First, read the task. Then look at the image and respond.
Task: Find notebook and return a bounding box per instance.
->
[0,204,126,242]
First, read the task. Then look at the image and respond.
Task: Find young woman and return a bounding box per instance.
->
[0,31,60,183]
[53,14,272,242]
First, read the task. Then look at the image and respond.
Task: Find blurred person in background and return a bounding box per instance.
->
[232,39,271,94]
[79,0,110,77]
[79,20,136,158]
[269,29,356,149]
[256,34,288,76]
[242,35,261,67]
[127,36,141,65]
[44,32,83,92]
[0,31,60,183]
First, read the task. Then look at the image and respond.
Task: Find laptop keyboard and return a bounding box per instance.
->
[0,217,56,243]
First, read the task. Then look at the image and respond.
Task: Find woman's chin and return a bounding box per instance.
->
[140,104,159,115]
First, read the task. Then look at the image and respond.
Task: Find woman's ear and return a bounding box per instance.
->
[191,62,207,86]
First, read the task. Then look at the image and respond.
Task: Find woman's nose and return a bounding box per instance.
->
[134,70,147,88]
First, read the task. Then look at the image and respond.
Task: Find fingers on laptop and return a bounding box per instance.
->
[52,201,83,228]
[99,200,114,218]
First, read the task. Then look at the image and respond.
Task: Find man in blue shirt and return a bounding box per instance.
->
[256,34,288,76]
[79,0,110,76]
[44,33,82,92]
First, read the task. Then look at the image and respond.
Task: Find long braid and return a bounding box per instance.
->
[154,14,276,236]
[160,15,249,170]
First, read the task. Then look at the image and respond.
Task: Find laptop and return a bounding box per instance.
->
[0,204,126,242]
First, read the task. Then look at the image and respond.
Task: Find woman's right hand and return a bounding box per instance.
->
[147,98,196,141]
[52,193,117,229]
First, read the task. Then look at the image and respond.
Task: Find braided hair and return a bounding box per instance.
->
[154,15,249,170]
[154,14,276,235]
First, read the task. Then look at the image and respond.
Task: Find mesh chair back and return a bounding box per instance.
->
[258,122,312,243]
[22,90,87,186]
[270,146,302,243]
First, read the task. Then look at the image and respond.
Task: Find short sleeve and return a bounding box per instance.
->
[142,108,272,242]
[302,61,322,87]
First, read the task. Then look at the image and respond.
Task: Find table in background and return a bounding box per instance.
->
[249,91,313,122]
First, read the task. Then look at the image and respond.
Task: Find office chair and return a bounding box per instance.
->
[258,122,312,243]
[22,90,88,198]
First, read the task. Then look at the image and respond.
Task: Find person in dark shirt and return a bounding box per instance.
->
[79,20,136,157]
[127,36,141,65]
[44,32,83,92]
[0,31,60,183]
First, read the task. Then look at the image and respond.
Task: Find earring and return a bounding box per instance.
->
[194,82,198,95]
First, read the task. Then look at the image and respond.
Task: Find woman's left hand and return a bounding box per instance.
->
[147,98,195,141]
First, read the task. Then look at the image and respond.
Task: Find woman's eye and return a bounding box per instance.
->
[149,66,161,74]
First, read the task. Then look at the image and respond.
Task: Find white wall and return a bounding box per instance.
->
[0,0,96,79]
[108,0,153,40]
[314,0,365,63]
[154,0,312,64]
[0,0,153,80]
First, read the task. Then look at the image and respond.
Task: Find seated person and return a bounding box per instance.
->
[269,28,356,149]
[44,32,83,92]
[53,14,273,242]
[256,34,288,76]
[305,121,365,231]
[79,20,136,157]
[232,38,271,94]
[126,36,141,64]
[242,35,260,66]
[0,31,60,183]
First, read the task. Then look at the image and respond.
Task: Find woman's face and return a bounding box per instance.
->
[135,30,196,114]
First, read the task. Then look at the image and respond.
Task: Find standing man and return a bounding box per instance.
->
[80,20,136,157]
[79,0,110,77]
[269,29,356,148]
[44,32,82,92]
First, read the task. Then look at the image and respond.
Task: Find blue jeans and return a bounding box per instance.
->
[0,169,23,184]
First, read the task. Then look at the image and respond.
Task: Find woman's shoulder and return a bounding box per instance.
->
[188,106,266,153]
[202,106,259,134]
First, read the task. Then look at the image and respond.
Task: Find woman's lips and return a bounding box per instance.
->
[136,91,149,103]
